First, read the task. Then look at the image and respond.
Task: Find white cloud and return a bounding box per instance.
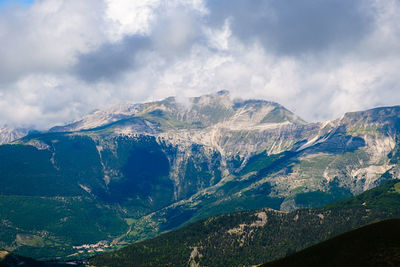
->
[0,0,400,129]
[105,0,161,40]
[0,0,107,83]
[204,18,232,51]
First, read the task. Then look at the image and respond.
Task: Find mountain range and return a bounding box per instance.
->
[0,91,400,261]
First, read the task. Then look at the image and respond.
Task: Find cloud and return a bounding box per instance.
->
[205,0,375,56]
[0,0,400,129]
[0,0,107,84]
[73,2,204,82]
[73,36,151,82]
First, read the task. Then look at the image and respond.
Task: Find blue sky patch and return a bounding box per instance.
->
[0,0,34,8]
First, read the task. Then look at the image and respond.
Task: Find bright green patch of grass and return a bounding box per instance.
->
[394,182,400,193]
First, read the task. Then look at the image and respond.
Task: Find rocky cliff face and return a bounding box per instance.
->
[1,91,400,259]
[0,127,30,145]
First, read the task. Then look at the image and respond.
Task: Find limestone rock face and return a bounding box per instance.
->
[0,127,30,144]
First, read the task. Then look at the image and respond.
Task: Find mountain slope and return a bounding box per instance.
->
[0,249,81,267]
[88,180,400,267]
[49,91,306,133]
[262,219,400,267]
[1,91,400,259]
[0,127,30,145]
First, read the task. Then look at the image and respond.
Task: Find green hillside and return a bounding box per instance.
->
[88,180,400,267]
[262,219,400,267]
[0,195,126,259]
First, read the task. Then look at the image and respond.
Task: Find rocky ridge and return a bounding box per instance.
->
[0,127,30,145]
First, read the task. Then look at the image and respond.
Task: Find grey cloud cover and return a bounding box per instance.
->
[0,0,106,83]
[205,0,375,56]
[74,36,151,82]
[0,0,399,129]
[74,6,204,82]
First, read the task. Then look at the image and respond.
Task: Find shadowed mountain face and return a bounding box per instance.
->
[1,91,400,260]
[0,249,82,267]
[262,219,400,267]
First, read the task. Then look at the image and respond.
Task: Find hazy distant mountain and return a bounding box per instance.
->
[0,91,400,260]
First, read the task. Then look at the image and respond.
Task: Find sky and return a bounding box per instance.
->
[0,0,400,129]
[0,0,34,7]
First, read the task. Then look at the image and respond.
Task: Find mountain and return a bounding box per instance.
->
[0,127,30,145]
[49,90,306,133]
[1,91,400,259]
[0,249,81,267]
[48,103,142,133]
[88,179,400,267]
[262,219,400,267]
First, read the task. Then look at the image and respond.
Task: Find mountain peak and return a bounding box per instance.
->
[0,127,31,145]
[49,91,305,133]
